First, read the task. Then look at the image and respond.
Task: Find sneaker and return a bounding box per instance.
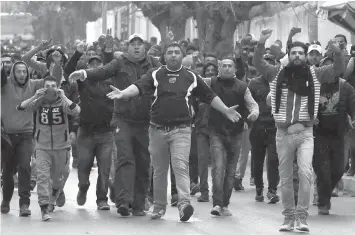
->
[117,203,130,216]
[295,217,309,232]
[222,207,232,216]
[318,206,329,215]
[48,204,55,213]
[279,217,295,232]
[250,177,255,186]
[76,188,88,206]
[211,205,222,216]
[197,193,209,202]
[179,204,194,222]
[234,178,244,191]
[255,188,264,202]
[267,190,279,204]
[1,200,10,214]
[150,205,166,220]
[171,194,178,207]
[97,201,110,210]
[56,191,66,207]
[190,183,200,196]
[132,210,146,216]
[30,180,36,191]
[19,204,31,217]
[40,205,51,222]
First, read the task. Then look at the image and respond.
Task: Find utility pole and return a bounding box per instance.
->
[102,1,107,34]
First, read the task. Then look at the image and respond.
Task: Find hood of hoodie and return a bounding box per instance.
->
[9,61,30,87]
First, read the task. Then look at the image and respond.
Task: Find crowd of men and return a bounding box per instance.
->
[1,26,355,233]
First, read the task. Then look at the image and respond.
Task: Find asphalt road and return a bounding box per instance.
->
[1,166,355,235]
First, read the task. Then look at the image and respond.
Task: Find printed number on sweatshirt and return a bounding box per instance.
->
[39,107,65,125]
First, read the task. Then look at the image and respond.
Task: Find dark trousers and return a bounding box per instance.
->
[313,133,344,207]
[114,119,150,211]
[189,127,199,184]
[2,133,33,206]
[196,130,210,194]
[250,127,279,192]
[77,128,113,203]
[210,130,242,207]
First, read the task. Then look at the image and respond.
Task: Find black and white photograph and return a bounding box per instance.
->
[1,0,355,234]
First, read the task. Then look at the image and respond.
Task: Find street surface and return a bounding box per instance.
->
[1,166,355,235]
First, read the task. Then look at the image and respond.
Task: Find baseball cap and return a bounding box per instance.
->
[308,44,322,54]
[88,55,102,64]
[128,33,144,43]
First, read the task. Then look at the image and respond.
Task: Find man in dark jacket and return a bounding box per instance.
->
[69,34,160,216]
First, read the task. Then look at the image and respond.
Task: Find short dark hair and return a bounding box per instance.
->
[164,43,183,54]
[186,45,197,53]
[288,41,308,55]
[335,34,347,43]
[43,75,58,84]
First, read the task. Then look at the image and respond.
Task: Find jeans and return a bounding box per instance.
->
[189,127,199,184]
[77,128,113,203]
[109,141,118,183]
[276,127,314,218]
[36,149,70,206]
[210,130,242,207]
[196,130,210,194]
[114,119,150,211]
[235,129,252,180]
[250,127,279,192]
[149,126,191,209]
[2,133,33,206]
[313,133,344,207]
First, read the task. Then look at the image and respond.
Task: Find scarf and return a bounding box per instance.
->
[275,64,315,119]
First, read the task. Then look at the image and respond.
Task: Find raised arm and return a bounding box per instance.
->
[17,89,46,112]
[64,42,86,79]
[22,39,52,77]
[314,39,344,84]
[253,29,279,82]
[58,89,81,116]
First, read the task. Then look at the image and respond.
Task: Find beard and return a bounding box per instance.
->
[288,58,307,68]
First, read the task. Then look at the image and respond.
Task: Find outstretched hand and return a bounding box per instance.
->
[107,85,124,100]
[225,105,242,123]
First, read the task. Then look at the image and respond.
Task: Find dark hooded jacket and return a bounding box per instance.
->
[1,62,60,133]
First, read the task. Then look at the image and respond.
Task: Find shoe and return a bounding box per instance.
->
[1,200,10,214]
[318,206,329,215]
[197,193,209,202]
[150,205,166,220]
[255,188,264,202]
[267,190,279,204]
[211,205,222,216]
[19,204,31,217]
[250,177,255,186]
[97,201,110,210]
[190,183,200,196]
[279,217,295,232]
[179,204,194,222]
[295,217,309,232]
[40,205,51,221]
[117,203,130,216]
[132,210,146,216]
[171,194,178,207]
[30,180,36,191]
[56,191,66,207]
[234,178,244,191]
[331,188,339,197]
[222,207,232,216]
[76,188,88,206]
[48,204,55,213]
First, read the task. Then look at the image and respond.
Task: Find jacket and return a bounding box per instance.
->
[85,53,161,125]
[1,62,61,134]
[18,97,80,150]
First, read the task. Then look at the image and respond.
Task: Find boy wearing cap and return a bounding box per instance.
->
[307,44,322,67]
[17,76,80,221]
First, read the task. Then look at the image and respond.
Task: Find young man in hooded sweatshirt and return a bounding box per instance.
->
[1,52,62,216]
[253,29,344,232]
[17,75,80,221]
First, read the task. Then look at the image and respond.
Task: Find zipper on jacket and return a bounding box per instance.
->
[291,93,296,123]
[36,130,40,141]
[50,104,53,150]
[64,130,67,141]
